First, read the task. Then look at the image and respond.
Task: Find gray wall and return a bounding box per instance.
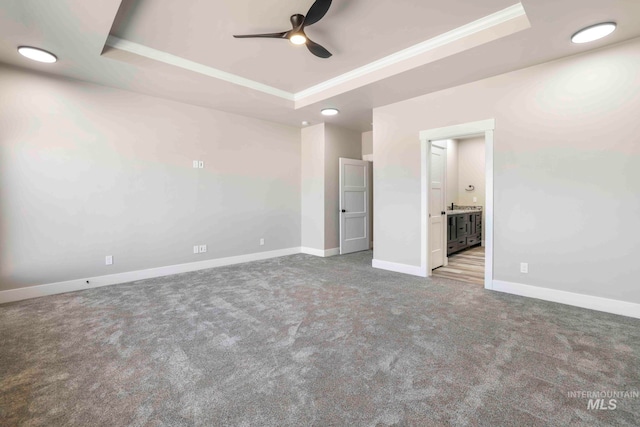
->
[373,38,640,304]
[301,123,326,250]
[324,125,362,250]
[0,65,301,291]
[457,137,486,242]
[361,131,373,156]
[457,137,485,209]
[301,123,361,251]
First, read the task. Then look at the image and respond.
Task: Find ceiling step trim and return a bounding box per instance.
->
[104,3,527,107]
[294,3,528,103]
[105,35,295,101]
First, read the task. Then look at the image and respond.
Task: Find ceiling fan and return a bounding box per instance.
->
[233,0,333,58]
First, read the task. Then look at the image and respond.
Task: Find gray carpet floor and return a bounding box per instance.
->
[1,251,639,426]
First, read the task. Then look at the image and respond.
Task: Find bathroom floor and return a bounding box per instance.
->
[433,245,485,285]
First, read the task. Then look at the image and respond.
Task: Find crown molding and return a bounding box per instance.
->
[104,3,528,107]
[105,35,295,101]
[294,3,528,104]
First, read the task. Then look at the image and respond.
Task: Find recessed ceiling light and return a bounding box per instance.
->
[321,108,339,116]
[302,121,310,126]
[17,46,57,63]
[571,22,617,44]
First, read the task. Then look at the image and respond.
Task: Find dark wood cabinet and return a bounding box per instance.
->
[447,211,482,255]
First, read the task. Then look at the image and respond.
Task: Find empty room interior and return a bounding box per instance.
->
[1,0,640,426]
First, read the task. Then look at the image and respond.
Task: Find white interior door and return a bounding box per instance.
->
[340,158,370,254]
[430,142,447,269]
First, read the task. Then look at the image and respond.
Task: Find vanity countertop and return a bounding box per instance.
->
[447,209,482,215]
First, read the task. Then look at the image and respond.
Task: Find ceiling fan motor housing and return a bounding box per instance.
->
[290,14,305,28]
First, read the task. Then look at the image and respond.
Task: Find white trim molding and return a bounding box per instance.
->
[301,247,340,257]
[105,36,294,101]
[419,119,496,142]
[492,280,640,320]
[483,130,495,289]
[295,4,528,106]
[325,248,340,257]
[420,119,495,288]
[0,247,301,304]
[372,259,427,277]
[104,4,529,108]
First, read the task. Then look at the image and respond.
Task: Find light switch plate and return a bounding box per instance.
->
[105,255,113,265]
[193,160,199,168]
[520,262,529,274]
[193,245,199,254]
[260,238,265,246]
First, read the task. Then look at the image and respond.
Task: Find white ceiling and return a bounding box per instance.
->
[1,0,640,132]
[110,0,517,92]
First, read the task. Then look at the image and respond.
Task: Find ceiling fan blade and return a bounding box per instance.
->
[306,39,332,58]
[303,0,332,27]
[233,31,288,39]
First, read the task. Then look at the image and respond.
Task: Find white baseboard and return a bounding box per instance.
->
[301,247,340,257]
[0,247,301,304]
[325,248,340,257]
[492,280,640,320]
[372,259,427,277]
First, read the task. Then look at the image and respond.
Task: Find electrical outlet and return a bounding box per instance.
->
[198,161,204,169]
[193,245,199,254]
[520,262,529,274]
[260,238,265,246]
[473,197,477,203]
[105,255,113,266]
[193,160,199,168]
[199,244,207,253]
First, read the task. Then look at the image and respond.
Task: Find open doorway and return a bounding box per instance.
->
[419,119,494,290]
[431,135,486,285]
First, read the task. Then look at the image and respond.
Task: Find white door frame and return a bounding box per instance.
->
[419,119,495,290]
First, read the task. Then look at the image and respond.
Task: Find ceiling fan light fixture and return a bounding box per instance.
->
[321,108,339,116]
[17,46,57,63]
[290,33,307,45]
[571,22,617,44]
[233,0,333,58]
